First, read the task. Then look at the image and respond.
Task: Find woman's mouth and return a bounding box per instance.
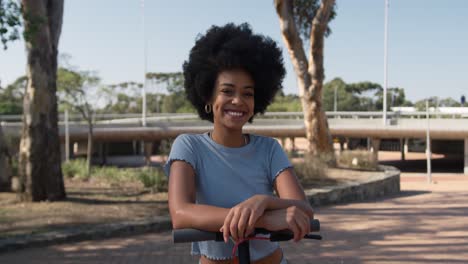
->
[224,110,245,118]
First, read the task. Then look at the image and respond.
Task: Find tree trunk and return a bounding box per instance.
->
[86,120,93,176]
[275,0,335,157]
[0,125,12,191]
[18,0,65,201]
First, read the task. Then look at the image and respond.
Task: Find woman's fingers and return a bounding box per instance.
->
[296,210,310,241]
[229,210,242,242]
[222,210,234,243]
[246,209,259,237]
[237,209,251,240]
[287,206,311,242]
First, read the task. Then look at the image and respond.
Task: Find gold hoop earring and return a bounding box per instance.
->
[204,104,212,114]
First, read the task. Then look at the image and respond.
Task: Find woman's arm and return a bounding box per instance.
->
[221,167,314,242]
[254,167,315,242]
[271,167,314,218]
[168,160,229,232]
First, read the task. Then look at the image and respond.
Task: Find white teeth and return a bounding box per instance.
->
[226,111,243,117]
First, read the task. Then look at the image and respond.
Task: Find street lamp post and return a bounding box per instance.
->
[141,0,147,127]
[383,0,389,125]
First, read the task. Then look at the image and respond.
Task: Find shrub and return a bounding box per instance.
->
[337,150,378,171]
[11,157,18,177]
[62,159,89,179]
[137,167,167,192]
[294,153,332,185]
[93,166,136,183]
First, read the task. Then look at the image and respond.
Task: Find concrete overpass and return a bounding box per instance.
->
[2,112,468,174]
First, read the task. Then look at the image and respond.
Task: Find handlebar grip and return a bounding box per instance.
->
[310,219,320,232]
[172,229,223,243]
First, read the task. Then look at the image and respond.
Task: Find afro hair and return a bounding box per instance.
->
[182,23,286,122]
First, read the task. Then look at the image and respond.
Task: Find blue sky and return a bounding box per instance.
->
[1,0,467,102]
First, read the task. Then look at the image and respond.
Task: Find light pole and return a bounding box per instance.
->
[141,0,147,127]
[333,86,337,112]
[383,0,389,125]
[425,100,432,183]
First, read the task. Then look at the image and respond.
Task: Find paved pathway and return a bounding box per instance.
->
[1,173,467,264]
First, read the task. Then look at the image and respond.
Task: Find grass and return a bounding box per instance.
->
[293,153,335,187]
[61,159,167,192]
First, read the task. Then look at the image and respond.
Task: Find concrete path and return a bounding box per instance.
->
[1,173,467,264]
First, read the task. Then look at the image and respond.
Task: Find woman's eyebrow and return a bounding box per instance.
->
[220,83,235,87]
[220,83,254,89]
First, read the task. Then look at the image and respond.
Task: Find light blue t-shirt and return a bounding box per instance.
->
[164,133,292,261]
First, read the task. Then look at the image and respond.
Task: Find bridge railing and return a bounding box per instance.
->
[1,111,467,125]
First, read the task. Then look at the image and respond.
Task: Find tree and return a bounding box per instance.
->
[102,81,143,114]
[414,96,460,111]
[267,92,302,112]
[146,72,195,113]
[322,77,357,111]
[374,86,412,110]
[275,0,336,157]
[322,78,413,111]
[0,0,21,49]
[57,67,100,176]
[0,76,26,114]
[18,0,66,201]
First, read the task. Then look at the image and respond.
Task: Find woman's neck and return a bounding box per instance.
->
[210,127,247,148]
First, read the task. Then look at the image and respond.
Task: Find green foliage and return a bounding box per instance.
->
[57,67,100,120]
[10,156,18,176]
[137,167,167,191]
[0,101,21,114]
[62,159,168,191]
[337,150,378,171]
[267,92,302,112]
[160,92,195,113]
[292,0,336,41]
[92,166,137,183]
[322,78,360,111]
[102,72,195,114]
[62,159,89,180]
[146,72,184,94]
[414,96,461,111]
[322,78,412,111]
[0,0,21,49]
[0,75,25,114]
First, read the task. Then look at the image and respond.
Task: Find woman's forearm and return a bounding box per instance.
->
[265,196,314,218]
[171,203,229,232]
[170,196,313,232]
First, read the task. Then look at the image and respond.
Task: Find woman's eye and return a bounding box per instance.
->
[221,89,234,95]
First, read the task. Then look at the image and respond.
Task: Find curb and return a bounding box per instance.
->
[306,165,400,206]
[0,166,400,254]
[0,216,172,254]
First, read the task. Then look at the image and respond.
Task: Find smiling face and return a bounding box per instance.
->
[210,69,255,131]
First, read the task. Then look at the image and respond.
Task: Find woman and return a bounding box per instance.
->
[165,23,314,264]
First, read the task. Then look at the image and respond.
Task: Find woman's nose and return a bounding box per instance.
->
[231,94,243,105]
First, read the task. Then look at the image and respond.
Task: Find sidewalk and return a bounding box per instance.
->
[0,173,467,263]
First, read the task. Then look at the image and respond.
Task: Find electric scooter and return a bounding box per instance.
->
[173,219,322,264]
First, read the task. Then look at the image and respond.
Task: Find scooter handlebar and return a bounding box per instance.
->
[173,219,320,243]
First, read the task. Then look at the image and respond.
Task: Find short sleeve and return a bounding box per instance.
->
[163,134,198,177]
[269,139,293,183]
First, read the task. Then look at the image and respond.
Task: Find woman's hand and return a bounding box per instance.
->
[220,194,271,243]
[260,206,311,242]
